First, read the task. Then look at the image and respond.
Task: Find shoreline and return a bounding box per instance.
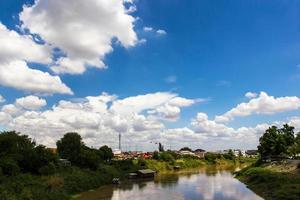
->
[72,158,255,199]
[235,160,300,200]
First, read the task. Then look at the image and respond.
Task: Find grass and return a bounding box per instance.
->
[236,161,300,200]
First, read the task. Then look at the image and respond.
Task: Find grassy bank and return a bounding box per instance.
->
[0,160,141,200]
[143,156,256,173]
[236,160,300,200]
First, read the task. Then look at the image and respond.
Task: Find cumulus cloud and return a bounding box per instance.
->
[143,27,153,32]
[0,23,72,95]
[0,23,51,64]
[0,61,73,95]
[110,92,177,114]
[1,104,23,116]
[191,113,234,137]
[20,0,138,74]
[245,92,258,99]
[215,92,300,122]
[0,95,5,103]
[15,95,46,110]
[156,29,167,35]
[0,92,197,148]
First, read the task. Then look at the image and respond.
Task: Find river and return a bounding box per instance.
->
[75,168,263,200]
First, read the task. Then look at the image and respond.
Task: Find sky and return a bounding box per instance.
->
[0,0,300,151]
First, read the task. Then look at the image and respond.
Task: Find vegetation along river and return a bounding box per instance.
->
[75,168,263,200]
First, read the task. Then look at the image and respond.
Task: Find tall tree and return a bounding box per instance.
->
[258,125,296,158]
[158,142,164,152]
[56,132,83,164]
[99,145,113,161]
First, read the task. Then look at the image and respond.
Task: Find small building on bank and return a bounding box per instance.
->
[137,169,156,178]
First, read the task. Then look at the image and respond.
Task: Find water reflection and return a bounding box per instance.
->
[76,169,263,200]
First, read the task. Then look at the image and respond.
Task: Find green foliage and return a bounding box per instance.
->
[0,158,20,176]
[99,145,113,161]
[287,133,300,158]
[179,147,192,151]
[57,133,115,170]
[223,149,235,160]
[0,131,57,174]
[56,132,83,165]
[158,142,164,152]
[237,166,300,200]
[258,124,298,159]
[204,152,222,164]
[38,163,56,176]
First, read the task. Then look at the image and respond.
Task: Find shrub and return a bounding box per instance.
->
[0,158,20,176]
[39,163,56,175]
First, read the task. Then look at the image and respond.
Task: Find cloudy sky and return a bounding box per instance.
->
[0,0,300,151]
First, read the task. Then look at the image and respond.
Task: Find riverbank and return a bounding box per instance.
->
[143,157,255,173]
[236,160,300,200]
[0,157,255,200]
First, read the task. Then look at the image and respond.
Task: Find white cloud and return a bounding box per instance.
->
[20,0,138,74]
[0,60,73,95]
[138,38,147,44]
[0,92,196,148]
[0,23,51,64]
[16,95,46,110]
[0,112,12,124]
[215,92,300,122]
[245,92,258,99]
[0,95,5,103]
[1,104,23,116]
[156,29,167,35]
[0,22,72,95]
[143,27,153,32]
[110,92,177,114]
[191,113,234,137]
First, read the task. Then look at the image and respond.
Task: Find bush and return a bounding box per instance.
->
[0,158,20,176]
[39,163,56,176]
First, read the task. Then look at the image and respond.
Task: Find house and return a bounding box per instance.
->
[137,169,156,178]
[245,150,258,157]
[194,149,206,158]
[179,150,195,156]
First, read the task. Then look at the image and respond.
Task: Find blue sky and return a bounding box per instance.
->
[0,0,300,150]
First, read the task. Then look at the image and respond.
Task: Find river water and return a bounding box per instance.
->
[76,168,263,200]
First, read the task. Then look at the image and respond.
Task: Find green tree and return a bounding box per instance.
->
[78,147,101,170]
[99,145,113,161]
[180,147,192,152]
[56,132,83,164]
[258,125,296,159]
[288,132,300,158]
[158,143,164,152]
[0,131,57,174]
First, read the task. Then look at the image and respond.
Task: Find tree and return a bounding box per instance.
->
[78,147,101,170]
[180,147,192,152]
[288,132,300,158]
[56,132,83,164]
[99,145,113,161]
[0,131,57,174]
[258,125,296,159]
[158,143,164,152]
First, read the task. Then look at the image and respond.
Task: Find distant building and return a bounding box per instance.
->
[179,150,195,156]
[245,150,258,157]
[194,149,206,158]
[137,169,155,178]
